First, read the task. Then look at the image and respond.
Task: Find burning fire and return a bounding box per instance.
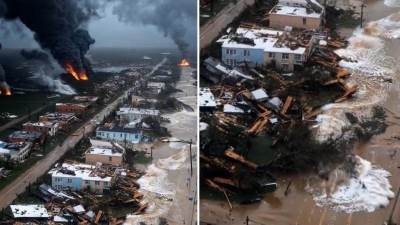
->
[65,63,88,81]
[178,59,190,67]
[0,83,11,96]
[0,88,11,96]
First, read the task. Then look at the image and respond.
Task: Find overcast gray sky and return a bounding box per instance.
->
[0,4,183,49]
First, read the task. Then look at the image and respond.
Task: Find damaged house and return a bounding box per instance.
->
[85,139,125,166]
[22,121,59,137]
[116,107,160,123]
[220,27,316,71]
[49,163,113,194]
[0,141,33,162]
[268,0,325,30]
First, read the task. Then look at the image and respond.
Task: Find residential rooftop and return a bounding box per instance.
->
[269,5,321,18]
[10,204,49,218]
[219,27,312,55]
[199,88,217,108]
[117,107,160,116]
[49,163,112,182]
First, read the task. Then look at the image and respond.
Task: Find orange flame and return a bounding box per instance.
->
[65,63,89,81]
[178,59,190,67]
[0,87,11,96]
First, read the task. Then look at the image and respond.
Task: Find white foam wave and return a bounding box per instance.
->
[384,0,400,7]
[314,15,398,142]
[311,156,394,213]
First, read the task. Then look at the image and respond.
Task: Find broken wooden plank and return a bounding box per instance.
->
[281,96,294,115]
[224,148,258,170]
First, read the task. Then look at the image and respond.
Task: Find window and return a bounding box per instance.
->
[233,59,237,66]
[269,52,275,58]
[233,49,236,55]
[85,180,89,184]
[303,18,307,25]
[104,182,109,187]
[226,49,229,55]
[282,53,289,59]
[67,178,72,183]
[282,64,289,71]
[95,181,100,186]
[109,156,112,162]
[294,54,302,61]
[243,50,250,56]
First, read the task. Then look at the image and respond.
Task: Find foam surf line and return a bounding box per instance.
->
[314,14,399,142]
[310,156,394,213]
[125,148,188,224]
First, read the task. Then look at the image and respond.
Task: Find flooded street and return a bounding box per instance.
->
[201,0,400,224]
[126,65,197,225]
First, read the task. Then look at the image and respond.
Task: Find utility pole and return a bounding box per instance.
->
[360,0,366,28]
[189,139,193,176]
[387,187,400,225]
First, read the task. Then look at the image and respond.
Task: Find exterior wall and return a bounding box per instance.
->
[52,176,82,191]
[85,154,123,166]
[222,47,264,67]
[56,104,87,114]
[264,51,306,72]
[23,124,58,136]
[96,130,142,143]
[269,14,321,30]
[81,179,110,193]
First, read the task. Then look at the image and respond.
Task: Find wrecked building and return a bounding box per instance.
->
[220,27,316,71]
[22,121,59,137]
[39,112,77,129]
[0,141,33,162]
[49,163,113,194]
[85,140,125,166]
[55,103,90,114]
[9,204,49,220]
[116,107,160,123]
[147,82,166,95]
[268,0,324,30]
[8,130,43,143]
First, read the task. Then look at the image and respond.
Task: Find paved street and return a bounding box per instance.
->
[200,0,255,49]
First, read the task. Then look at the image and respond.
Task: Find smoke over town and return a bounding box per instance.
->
[111,0,197,57]
[0,0,95,78]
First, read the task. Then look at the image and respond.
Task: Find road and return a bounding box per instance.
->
[0,90,129,210]
[200,0,256,50]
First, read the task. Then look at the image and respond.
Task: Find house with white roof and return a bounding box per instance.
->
[0,141,33,162]
[268,0,324,30]
[10,204,49,219]
[200,88,217,111]
[49,163,113,193]
[147,82,166,95]
[220,27,316,71]
[85,139,125,166]
[117,107,160,122]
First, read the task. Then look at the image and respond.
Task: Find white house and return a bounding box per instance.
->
[220,27,316,71]
[147,82,166,94]
[116,107,160,122]
[0,141,33,162]
[269,0,324,30]
[49,163,113,194]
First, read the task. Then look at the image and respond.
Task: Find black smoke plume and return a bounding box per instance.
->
[111,0,196,57]
[0,0,95,76]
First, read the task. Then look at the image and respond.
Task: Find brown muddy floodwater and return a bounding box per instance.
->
[201,0,400,224]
